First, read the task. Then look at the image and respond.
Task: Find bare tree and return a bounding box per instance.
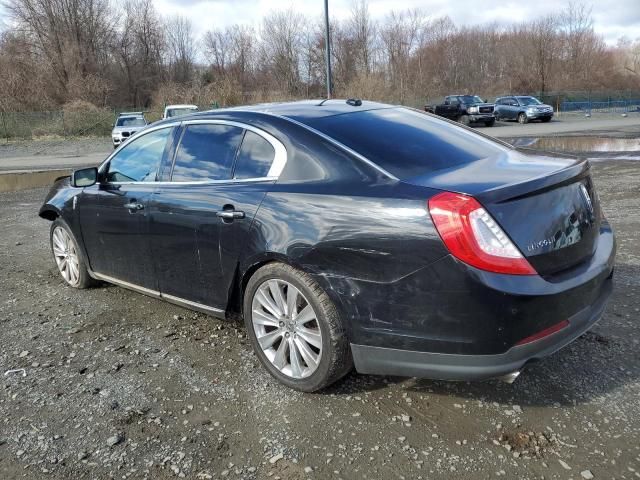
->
[3,0,114,101]
[165,15,196,84]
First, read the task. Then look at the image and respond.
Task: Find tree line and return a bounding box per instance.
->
[0,0,638,112]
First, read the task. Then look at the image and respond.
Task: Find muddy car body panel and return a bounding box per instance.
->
[40,100,615,383]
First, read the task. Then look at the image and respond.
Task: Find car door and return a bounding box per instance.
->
[78,126,175,290]
[446,96,461,119]
[507,98,519,119]
[148,120,285,311]
[495,98,505,118]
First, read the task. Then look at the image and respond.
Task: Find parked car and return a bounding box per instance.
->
[40,99,615,392]
[162,104,199,120]
[425,95,495,126]
[111,112,147,149]
[495,96,554,123]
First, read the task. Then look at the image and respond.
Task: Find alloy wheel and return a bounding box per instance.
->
[52,226,81,287]
[251,279,322,379]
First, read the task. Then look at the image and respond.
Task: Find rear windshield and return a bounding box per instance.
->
[167,107,198,118]
[117,117,145,127]
[305,108,509,179]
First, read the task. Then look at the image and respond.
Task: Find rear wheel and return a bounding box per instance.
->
[50,219,96,288]
[517,113,528,124]
[243,263,352,392]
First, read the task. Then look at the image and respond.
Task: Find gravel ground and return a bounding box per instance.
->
[1,160,639,480]
[0,137,112,159]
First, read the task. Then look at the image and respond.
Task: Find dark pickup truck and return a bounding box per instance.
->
[425,95,496,127]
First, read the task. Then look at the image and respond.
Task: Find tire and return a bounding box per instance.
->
[517,113,528,124]
[459,115,470,126]
[542,117,551,123]
[50,218,96,289]
[494,112,501,122]
[243,262,353,392]
[484,119,495,127]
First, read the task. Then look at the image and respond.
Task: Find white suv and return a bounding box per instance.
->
[162,104,199,120]
[111,113,147,149]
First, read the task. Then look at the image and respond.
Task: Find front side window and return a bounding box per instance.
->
[171,124,243,181]
[234,131,276,179]
[517,96,541,106]
[460,95,483,104]
[106,127,172,182]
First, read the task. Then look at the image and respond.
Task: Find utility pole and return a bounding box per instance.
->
[324,0,332,99]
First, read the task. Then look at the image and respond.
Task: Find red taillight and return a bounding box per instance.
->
[428,191,536,275]
[515,320,569,346]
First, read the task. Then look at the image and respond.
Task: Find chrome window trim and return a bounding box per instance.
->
[265,113,400,181]
[101,177,275,186]
[97,119,287,185]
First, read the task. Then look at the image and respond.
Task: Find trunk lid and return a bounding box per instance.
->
[407,149,601,276]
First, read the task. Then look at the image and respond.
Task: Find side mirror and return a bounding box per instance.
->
[72,167,98,188]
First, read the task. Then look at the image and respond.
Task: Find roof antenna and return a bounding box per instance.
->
[318,98,331,106]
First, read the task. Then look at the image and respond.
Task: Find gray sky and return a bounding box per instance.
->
[154,0,639,45]
[0,0,638,45]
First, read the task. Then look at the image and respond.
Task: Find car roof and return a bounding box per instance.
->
[149,99,395,129]
[117,115,145,120]
[220,99,392,121]
[165,104,198,109]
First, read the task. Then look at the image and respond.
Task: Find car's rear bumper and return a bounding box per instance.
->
[350,275,612,381]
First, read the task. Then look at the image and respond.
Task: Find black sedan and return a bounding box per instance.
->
[40,100,615,392]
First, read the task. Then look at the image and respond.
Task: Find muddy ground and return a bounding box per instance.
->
[1,159,639,480]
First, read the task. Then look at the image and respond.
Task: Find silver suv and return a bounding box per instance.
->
[111,112,147,149]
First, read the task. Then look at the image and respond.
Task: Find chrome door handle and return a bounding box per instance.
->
[124,202,144,211]
[216,210,245,220]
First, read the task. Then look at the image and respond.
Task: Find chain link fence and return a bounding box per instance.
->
[2,92,640,144]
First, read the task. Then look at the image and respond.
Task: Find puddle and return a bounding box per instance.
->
[506,136,640,153]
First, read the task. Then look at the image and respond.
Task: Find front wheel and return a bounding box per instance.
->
[458,115,470,126]
[518,113,528,124]
[244,263,352,392]
[484,119,496,127]
[50,219,96,288]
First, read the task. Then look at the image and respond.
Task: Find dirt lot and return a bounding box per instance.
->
[1,159,639,480]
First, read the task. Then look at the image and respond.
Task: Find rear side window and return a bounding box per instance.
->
[172,124,243,181]
[306,108,509,179]
[234,131,275,179]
